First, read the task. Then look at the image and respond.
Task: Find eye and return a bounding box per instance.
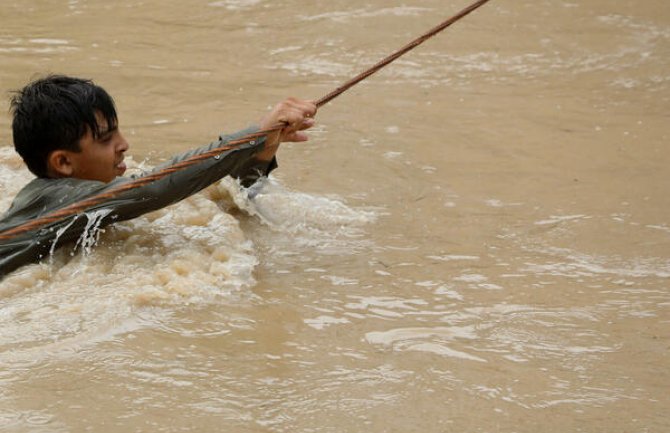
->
[100,132,114,143]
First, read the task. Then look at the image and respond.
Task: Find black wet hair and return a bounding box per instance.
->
[9,75,118,177]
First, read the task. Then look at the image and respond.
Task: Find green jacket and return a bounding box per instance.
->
[0,126,275,278]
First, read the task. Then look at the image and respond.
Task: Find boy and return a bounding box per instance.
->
[0,75,317,278]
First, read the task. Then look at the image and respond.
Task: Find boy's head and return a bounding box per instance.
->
[10,75,128,182]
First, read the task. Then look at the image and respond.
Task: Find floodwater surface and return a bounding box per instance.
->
[0,0,669,432]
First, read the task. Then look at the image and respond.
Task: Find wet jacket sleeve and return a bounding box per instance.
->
[0,126,274,277]
[112,125,276,220]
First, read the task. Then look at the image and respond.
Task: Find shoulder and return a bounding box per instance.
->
[0,177,107,229]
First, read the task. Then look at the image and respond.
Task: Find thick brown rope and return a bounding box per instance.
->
[0,0,491,241]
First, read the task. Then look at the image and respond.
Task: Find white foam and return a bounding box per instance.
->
[213,176,377,254]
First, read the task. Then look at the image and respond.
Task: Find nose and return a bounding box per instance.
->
[116,132,130,153]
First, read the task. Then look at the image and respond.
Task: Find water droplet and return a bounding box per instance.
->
[214,155,221,160]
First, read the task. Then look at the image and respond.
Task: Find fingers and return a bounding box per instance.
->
[263,98,314,124]
[283,130,310,142]
[279,115,314,133]
[284,97,317,118]
[299,117,315,130]
[258,97,317,150]
[265,98,316,143]
[277,99,316,123]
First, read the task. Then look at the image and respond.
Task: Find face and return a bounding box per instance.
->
[66,115,129,183]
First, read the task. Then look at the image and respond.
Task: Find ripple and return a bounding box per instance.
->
[522,247,670,279]
[365,326,486,362]
[299,6,430,23]
[0,37,78,54]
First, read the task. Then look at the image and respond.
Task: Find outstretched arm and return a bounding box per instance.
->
[0,97,318,277]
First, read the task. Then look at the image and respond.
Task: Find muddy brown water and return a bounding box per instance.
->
[0,1,669,432]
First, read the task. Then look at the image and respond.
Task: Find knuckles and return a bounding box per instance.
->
[261,97,317,136]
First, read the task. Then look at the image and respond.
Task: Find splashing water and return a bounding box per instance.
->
[0,150,377,362]
[213,176,378,254]
[72,208,113,257]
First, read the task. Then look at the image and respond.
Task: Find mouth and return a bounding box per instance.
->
[116,159,127,175]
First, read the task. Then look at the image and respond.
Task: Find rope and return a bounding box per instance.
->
[315,0,491,107]
[0,0,491,241]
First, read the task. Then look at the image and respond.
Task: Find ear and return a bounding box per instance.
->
[47,150,74,178]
